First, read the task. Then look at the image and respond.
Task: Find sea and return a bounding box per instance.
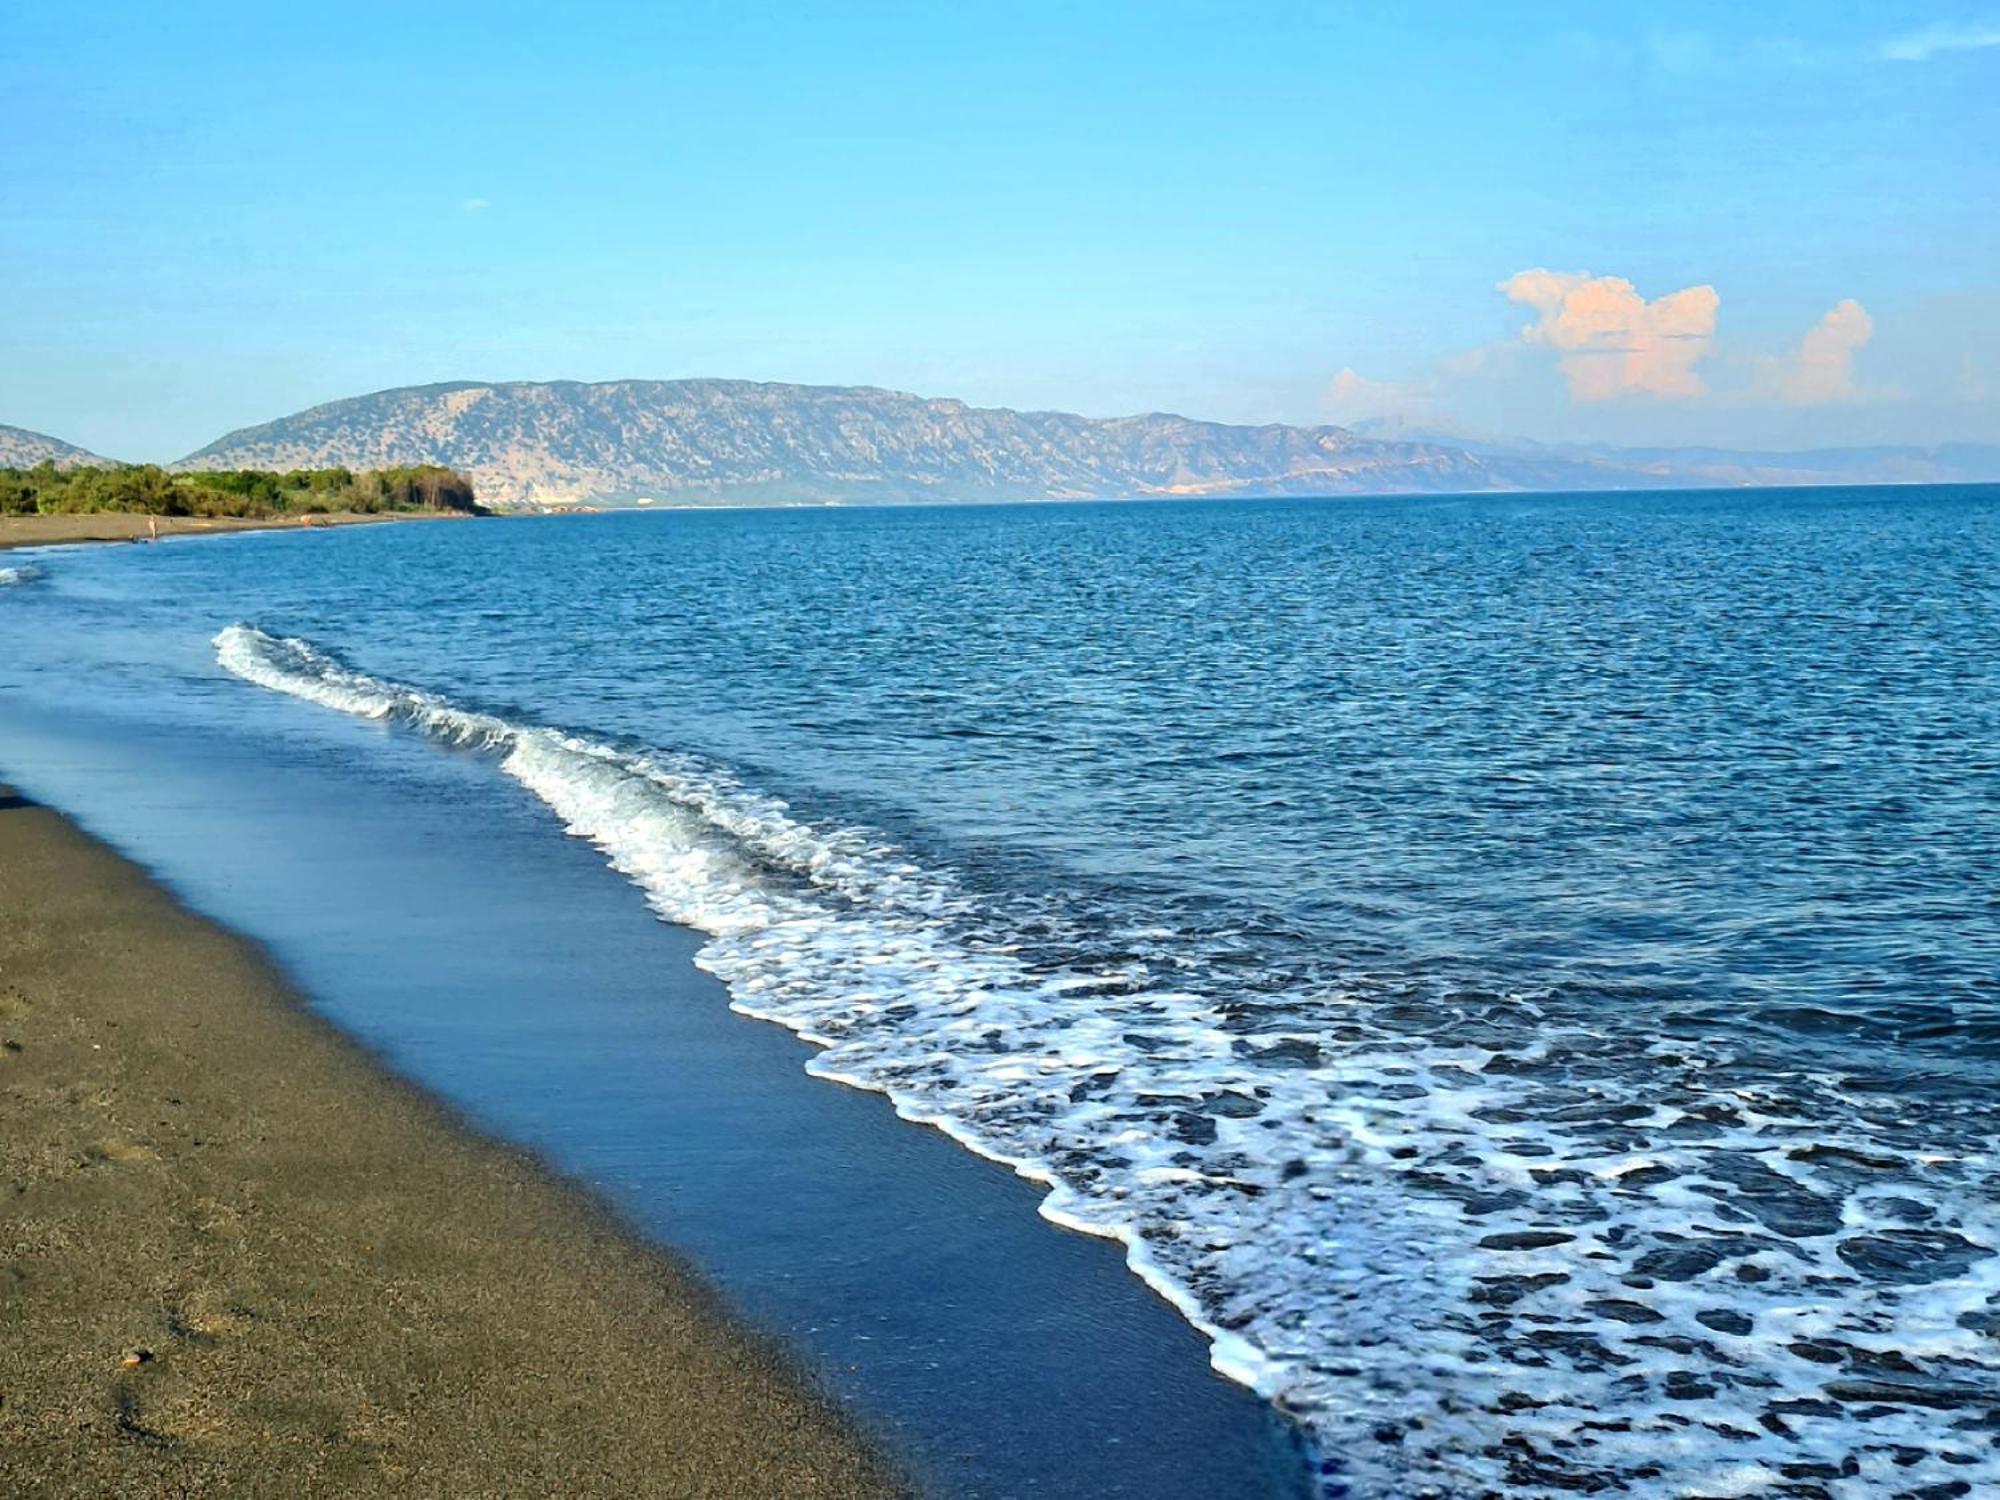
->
[3,486,1997,1499]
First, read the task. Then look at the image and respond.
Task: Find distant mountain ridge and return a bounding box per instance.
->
[0,423,116,470]
[1349,421,2000,490]
[1560,441,2000,487]
[174,379,1648,507]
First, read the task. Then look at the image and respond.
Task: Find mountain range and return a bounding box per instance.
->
[9,381,2000,508]
[177,379,1636,507]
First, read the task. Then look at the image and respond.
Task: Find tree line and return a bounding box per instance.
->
[0,463,482,518]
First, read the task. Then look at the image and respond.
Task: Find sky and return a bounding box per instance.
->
[3,0,1997,460]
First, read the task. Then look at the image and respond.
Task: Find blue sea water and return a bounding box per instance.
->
[4,486,1998,1497]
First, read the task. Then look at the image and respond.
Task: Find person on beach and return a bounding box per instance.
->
[147,516,158,542]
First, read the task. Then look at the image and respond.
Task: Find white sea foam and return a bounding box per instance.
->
[0,563,41,587]
[215,622,2000,1500]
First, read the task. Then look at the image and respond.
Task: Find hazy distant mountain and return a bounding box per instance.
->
[0,423,115,470]
[176,379,1634,508]
[1350,420,2000,490]
[1563,442,2000,487]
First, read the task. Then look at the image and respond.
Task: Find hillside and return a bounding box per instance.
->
[0,424,116,470]
[175,380,1628,508]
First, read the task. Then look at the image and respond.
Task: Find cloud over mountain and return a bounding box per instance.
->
[1756,298,1875,404]
[1500,269,1721,402]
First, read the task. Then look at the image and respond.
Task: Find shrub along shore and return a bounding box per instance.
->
[1,462,482,519]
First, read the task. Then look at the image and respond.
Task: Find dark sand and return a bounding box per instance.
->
[0,787,906,1498]
[0,512,459,551]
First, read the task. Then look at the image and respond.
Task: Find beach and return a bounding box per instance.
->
[0,786,904,1498]
[8,488,1991,1497]
[0,512,472,552]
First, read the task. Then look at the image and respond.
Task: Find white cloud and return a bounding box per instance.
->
[1960,353,1992,402]
[1499,269,1720,402]
[1752,299,1876,404]
[1323,367,1437,426]
[462,197,492,213]
[1645,29,1716,73]
[1880,23,2000,61]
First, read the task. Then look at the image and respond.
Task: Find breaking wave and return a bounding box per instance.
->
[215,623,2000,1499]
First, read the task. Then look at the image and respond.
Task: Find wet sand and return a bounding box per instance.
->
[0,786,906,1498]
[0,512,462,551]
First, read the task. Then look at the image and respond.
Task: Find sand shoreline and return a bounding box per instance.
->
[0,785,905,1497]
[0,511,470,552]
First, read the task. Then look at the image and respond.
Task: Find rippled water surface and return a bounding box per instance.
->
[8,488,2000,1497]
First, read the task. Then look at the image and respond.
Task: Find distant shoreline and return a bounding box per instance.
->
[540,475,2000,516]
[0,786,905,1497]
[10,484,1994,553]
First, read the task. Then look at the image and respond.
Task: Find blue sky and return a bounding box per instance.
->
[4,1,1996,459]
